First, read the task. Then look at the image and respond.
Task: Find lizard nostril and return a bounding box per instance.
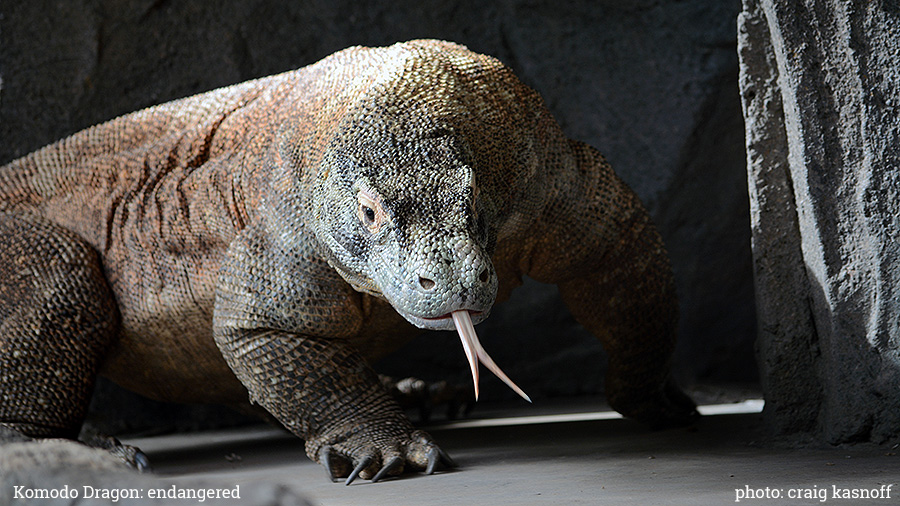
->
[418,276,436,290]
[479,267,489,283]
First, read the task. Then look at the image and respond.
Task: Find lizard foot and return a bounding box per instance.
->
[1,424,150,472]
[312,429,456,485]
[84,434,152,472]
[609,378,699,429]
[380,375,474,422]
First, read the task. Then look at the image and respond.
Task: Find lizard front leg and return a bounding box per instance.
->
[213,225,453,483]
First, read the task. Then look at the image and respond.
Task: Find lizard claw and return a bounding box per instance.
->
[345,455,374,485]
[132,449,152,473]
[319,447,338,483]
[425,446,457,475]
[372,455,404,483]
[425,448,440,475]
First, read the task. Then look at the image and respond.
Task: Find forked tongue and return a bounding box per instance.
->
[451,310,531,403]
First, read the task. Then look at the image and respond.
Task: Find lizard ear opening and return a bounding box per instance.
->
[357,189,387,234]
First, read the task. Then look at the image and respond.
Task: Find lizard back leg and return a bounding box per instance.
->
[0,213,119,439]
[526,141,697,427]
[557,218,697,427]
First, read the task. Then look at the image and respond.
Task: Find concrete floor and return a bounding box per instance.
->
[123,397,899,506]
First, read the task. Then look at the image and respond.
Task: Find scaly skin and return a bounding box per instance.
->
[0,40,696,482]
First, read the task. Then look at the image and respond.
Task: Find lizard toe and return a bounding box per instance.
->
[371,455,404,483]
[403,430,456,474]
[345,454,375,485]
[317,438,399,484]
[319,445,350,482]
[312,427,453,483]
[85,434,152,472]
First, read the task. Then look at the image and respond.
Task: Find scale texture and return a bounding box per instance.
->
[0,40,695,481]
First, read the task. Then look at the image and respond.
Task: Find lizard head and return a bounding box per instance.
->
[315,125,499,333]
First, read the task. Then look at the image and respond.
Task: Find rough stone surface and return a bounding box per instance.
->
[0,444,313,506]
[0,0,751,420]
[739,0,900,442]
[0,426,313,506]
[737,0,822,437]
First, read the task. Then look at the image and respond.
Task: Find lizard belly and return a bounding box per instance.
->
[99,248,249,405]
[100,307,248,405]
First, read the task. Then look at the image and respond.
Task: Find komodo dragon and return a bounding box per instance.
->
[0,39,696,483]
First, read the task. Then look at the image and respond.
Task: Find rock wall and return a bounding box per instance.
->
[0,0,751,415]
[739,0,900,442]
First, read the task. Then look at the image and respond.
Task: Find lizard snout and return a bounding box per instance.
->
[373,233,498,330]
[416,265,490,292]
[409,238,497,310]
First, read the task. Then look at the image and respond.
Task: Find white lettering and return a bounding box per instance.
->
[82,486,140,503]
[11,484,244,502]
[787,485,827,502]
[12,485,79,499]
[145,485,239,501]
[735,485,782,502]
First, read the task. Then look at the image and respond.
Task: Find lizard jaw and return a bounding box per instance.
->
[450,310,531,403]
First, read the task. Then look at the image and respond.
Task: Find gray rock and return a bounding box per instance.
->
[739,0,900,442]
[0,438,312,506]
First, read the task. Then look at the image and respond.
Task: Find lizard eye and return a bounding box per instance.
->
[357,189,385,233]
[362,206,376,224]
